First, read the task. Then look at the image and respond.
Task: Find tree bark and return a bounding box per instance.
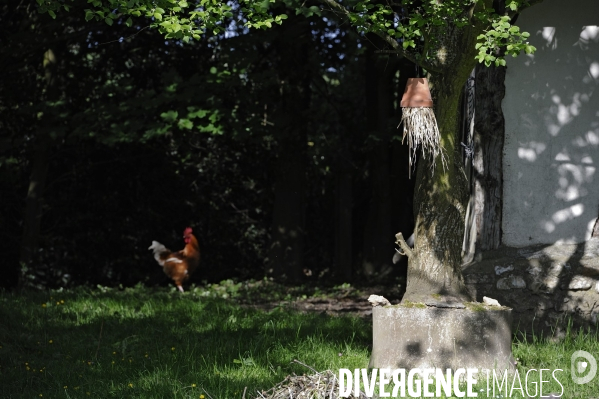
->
[266,17,310,281]
[19,135,51,272]
[402,23,482,303]
[472,64,506,251]
[334,149,353,281]
[18,48,57,288]
[361,47,397,277]
[268,133,306,281]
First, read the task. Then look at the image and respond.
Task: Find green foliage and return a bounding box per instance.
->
[36,0,539,67]
[344,0,537,67]
[37,0,288,40]
[476,15,536,66]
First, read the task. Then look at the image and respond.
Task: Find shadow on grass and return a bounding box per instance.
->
[0,287,371,398]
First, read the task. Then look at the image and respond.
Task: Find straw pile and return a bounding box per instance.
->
[251,360,367,399]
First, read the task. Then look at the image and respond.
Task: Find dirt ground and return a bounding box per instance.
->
[240,284,405,318]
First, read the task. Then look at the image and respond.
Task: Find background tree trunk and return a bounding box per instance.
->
[472,64,506,251]
[334,148,353,281]
[18,48,58,288]
[19,134,51,275]
[361,47,397,277]
[268,133,306,280]
[266,17,310,281]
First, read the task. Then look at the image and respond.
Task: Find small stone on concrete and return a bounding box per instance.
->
[483,296,501,306]
[367,295,391,307]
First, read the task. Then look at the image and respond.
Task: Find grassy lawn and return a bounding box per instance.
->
[0,282,597,398]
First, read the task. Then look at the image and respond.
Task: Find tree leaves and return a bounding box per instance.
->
[38,0,288,40]
[475,15,535,67]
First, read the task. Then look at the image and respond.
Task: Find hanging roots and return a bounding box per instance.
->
[400,107,447,175]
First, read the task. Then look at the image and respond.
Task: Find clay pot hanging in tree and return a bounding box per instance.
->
[399,78,446,177]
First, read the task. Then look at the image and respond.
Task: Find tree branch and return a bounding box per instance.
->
[515,0,545,13]
[320,0,443,73]
[395,232,413,258]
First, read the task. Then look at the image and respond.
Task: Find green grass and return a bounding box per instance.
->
[0,283,370,398]
[510,322,599,398]
[0,282,598,398]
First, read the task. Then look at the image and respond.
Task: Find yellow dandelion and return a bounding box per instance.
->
[200,395,205,399]
[144,353,149,358]
[112,351,116,355]
[63,386,68,389]
[111,361,115,364]
[26,366,30,371]
[171,347,175,351]
[56,302,60,305]
[40,369,43,373]
[60,300,64,304]
[25,362,28,365]
[39,395,43,397]
[128,383,133,388]
[192,384,196,388]
[42,304,46,308]
[48,340,53,344]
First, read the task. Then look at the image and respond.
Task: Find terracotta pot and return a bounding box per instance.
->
[400,78,433,108]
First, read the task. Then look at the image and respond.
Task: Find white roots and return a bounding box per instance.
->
[400,107,447,177]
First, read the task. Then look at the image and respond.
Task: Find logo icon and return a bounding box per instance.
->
[571,350,597,385]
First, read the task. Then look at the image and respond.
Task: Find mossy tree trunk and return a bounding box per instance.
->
[402,23,483,303]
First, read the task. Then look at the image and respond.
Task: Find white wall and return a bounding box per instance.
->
[502,0,599,246]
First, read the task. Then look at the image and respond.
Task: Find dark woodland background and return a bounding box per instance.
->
[0,2,423,290]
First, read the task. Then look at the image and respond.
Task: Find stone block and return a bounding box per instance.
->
[497,275,526,290]
[370,304,515,371]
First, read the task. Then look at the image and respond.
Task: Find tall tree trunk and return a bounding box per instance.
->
[461,1,508,261]
[19,135,51,271]
[361,48,397,277]
[472,64,506,251]
[334,149,353,281]
[18,49,57,288]
[266,17,310,281]
[268,133,306,281]
[402,25,481,303]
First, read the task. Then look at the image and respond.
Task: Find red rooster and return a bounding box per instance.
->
[148,227,200,292]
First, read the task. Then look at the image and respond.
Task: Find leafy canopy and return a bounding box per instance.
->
[36,0,289,39]
[343,0,536,67]
[37,0,536,66]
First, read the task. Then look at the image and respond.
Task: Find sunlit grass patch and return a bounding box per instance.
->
[0,284,370,398]
[1,283,598,398]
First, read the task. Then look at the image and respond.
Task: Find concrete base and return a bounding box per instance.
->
[369,304,515,371]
